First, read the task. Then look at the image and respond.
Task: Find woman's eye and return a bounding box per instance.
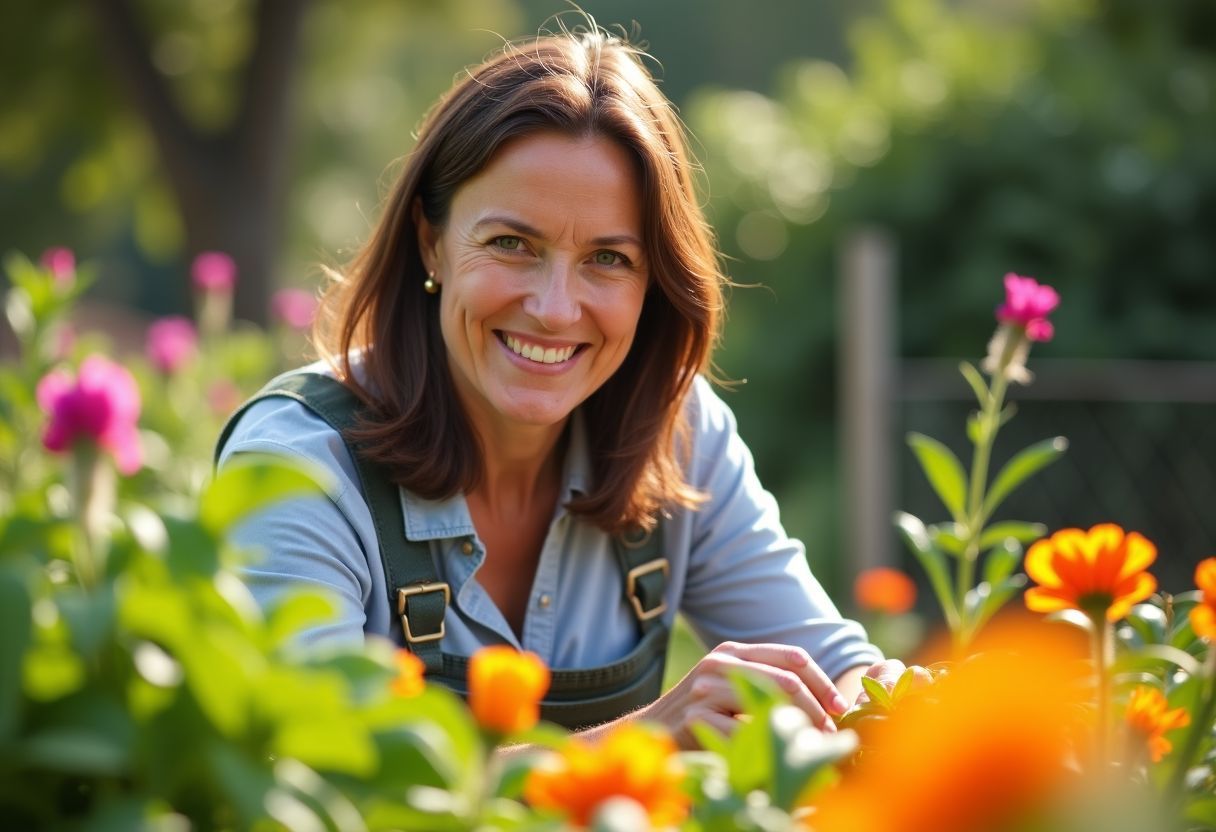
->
[492,236,524,252]
[593,250,626,267]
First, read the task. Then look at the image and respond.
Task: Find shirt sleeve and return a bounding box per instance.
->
[217,396,378,650]
[678,377,883,681]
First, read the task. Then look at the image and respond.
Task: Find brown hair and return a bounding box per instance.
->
[314,26,725,533]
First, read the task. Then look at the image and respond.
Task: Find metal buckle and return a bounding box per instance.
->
[625,558,669,621]
[396,582,450,644]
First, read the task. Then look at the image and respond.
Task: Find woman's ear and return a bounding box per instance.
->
[413,197,440,275]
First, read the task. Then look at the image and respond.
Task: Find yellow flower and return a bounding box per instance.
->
[1023,524,1157,621]
[468,646,550,734]
[854,567,917,615]
[1189,557,1216,640]
[1124,685,1190,763]
[812,620,1087,832]
[390,649,425,698]
[524,723,688,829]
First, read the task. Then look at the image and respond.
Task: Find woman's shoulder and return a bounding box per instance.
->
[685,374,741,438]
[218,361,360,498]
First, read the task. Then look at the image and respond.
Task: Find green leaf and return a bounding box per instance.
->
[1124,603,1167,646]
[894,512,959,629]
[928,523,966,558]
[982,538,1023,586]
[21,694,135,776]
[267,592,337,648]
[981,437,1068,521]
[958,361,989,408]
[768,705,856,810]
[966,413,986,446]
[979,521,1046,551]
[0,567,31,742]
[1111,644,1202,678]
[906,433,969,522]
[967,575,1028,637]
[200,454,330,538]
[860,675,894,710]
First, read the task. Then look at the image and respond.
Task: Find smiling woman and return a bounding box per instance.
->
[216,21,893,745]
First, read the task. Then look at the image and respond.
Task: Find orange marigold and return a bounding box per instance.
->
[1023,523,1157,621]
[524,723,688,828]
[390,649,425,698]
[1189,558,1216,640]
[1124,685,1190,763]
[812,620,1087,832]
[854,567,917,615]
[467,645,550,734]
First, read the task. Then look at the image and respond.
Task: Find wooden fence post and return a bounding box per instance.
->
[838,227,897,580]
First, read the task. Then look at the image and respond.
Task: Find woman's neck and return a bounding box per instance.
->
[468,416,568,519]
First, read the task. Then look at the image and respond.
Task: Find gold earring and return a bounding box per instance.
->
[424,270,439,294]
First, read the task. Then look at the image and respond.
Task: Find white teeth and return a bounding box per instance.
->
[503,334,576,365]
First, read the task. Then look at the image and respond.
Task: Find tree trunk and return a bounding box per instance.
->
[85,0,309,326]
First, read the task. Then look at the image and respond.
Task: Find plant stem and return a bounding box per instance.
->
[957,369,1009,640]
[1092,616,1114,770]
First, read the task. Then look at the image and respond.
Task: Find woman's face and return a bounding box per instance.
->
[419,131,649,437]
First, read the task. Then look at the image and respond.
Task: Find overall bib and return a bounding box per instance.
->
[217,372,672,730]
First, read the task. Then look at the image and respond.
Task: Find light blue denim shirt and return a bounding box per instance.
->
[219,366,881,681]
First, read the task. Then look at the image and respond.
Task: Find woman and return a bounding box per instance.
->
[219,27,901,748]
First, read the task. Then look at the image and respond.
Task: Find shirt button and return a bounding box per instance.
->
[460,540,474,555]
[538,594,552,609]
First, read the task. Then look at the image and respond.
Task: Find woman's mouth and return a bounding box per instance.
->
[499,332,582,365]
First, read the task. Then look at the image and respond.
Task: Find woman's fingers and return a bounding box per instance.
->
[700,648,837,732]
[711,641,848,716]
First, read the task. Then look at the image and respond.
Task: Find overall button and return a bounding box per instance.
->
[460,539,475,556]
[538,593,552,609]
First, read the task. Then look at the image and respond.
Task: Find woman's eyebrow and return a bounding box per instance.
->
[472,215,641,249]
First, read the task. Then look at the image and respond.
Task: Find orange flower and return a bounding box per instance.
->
[524,723,688,828]
[1124,685,1190,763]
[854,567,917,615]
[1023,524,1157,621]
[813,620,1087,832]
[467,646,550,734]
[1189,558,1216,640]
[390,649,425,698]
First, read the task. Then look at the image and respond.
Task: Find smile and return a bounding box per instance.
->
[500,333,580,365]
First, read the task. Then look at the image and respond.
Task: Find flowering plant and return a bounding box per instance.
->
[896,273,1067,649]
[4,256,1215,830]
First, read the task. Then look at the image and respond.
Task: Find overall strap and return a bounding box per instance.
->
[612,526,668,634]
[215,372,449,672]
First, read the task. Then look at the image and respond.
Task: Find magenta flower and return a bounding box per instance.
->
[37,356,143,475]
[271,288,319,331]
[40,247,76,286]
[191,251,237,293]
[996,273,1059,342]
[146,316,198,374]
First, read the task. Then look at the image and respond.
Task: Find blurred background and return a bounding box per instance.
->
[2,0,1214,609]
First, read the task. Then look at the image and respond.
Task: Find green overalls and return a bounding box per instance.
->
[217,372,672,730]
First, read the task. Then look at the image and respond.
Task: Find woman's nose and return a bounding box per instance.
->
[523,262,582,332]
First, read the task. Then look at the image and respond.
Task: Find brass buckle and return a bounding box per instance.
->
[625,558,669,621]
[396,582,450,644]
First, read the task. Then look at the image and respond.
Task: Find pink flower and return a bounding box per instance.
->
[146,316,198,374]
[40,247,76,286]
[271,288,318,331]
[37,356,142,475]
[191,251,237,293]
[996,273,1059,342]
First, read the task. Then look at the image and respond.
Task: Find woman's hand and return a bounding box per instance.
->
[639,641,849,750]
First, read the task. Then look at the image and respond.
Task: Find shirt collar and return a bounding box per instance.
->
[399,410,592,541]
